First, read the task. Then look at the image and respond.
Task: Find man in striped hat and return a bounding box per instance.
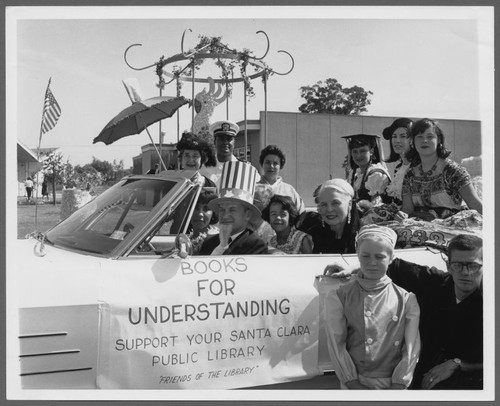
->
[197,160,268,255]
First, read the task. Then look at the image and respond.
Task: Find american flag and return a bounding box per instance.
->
[41,79,61,134]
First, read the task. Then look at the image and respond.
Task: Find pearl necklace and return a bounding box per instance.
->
[419,158,439,177]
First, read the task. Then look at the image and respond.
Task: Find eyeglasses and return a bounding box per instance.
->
[448,262,483,274]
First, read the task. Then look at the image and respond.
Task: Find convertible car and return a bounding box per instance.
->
[11,170,449,392]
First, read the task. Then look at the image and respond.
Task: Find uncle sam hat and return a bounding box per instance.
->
[208,160,260,219]
[209,120,240,137]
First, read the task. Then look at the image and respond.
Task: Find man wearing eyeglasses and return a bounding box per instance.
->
[324,234,483,389]
[414,234,483,390]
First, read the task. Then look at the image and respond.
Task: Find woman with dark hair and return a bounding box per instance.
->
[262,194,313,254]
[382,118,413,207]
[188,190,219,254]
[401,118,482,220]
[257,145,305,214]
[176,132,216,188]
[343,134,391,212]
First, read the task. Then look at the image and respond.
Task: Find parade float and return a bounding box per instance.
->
[13,30,481,392]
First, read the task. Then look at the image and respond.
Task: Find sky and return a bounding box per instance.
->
[8,6,494,169]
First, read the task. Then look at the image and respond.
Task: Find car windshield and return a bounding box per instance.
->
[46,177,178,255]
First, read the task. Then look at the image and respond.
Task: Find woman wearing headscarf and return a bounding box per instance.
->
[305,179,360,254]
[323,225,420,389]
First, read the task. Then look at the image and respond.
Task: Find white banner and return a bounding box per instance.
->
[96,255,325,389]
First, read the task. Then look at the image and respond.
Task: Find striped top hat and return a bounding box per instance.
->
[208,161,260,219]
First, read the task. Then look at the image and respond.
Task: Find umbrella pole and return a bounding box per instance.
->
[146,127,167,171]
[138,114,167,171]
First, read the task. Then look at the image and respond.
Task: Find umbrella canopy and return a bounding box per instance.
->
[93,96,190,145]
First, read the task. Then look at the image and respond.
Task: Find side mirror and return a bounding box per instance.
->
[175,233,193,259]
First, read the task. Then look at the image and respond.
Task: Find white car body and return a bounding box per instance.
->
[11,171,448,391]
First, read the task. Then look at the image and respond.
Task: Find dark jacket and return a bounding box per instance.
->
[297,210,359,255]
[387,258,483,389]
[198,228,268,255]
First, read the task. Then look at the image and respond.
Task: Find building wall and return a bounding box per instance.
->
[132,144,178,174]
[257,112,481,206]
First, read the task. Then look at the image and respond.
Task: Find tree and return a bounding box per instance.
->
[111,159,132,183]
[42,152,65,205]
[90,157,115,185]
[62,160,75,188]
[72,164,103,190]
[298,78,373,115]
[89,157,132,186]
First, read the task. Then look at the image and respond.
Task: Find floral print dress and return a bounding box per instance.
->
[402,158,472,218]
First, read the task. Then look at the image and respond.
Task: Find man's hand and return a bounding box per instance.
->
[323,262,357,279]
[421,360,459,389]
[218,223,233,247]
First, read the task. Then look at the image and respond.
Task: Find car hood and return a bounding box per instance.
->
[11,239,104,308]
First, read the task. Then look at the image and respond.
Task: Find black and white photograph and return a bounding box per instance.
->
[5,4,495,403]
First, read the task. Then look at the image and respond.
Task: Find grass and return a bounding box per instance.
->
[17,203,62,239]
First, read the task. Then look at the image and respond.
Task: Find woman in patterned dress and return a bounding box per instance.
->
[262,195,313,254]
[401,118,482,220]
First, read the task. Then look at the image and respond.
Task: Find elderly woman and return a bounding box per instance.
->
[401,118,482,220]
[250,183,276,245]
[262,194,313,254]
[382,118,414,207]
[323,225,420,389]
[306,179,360,254]
[176,132,217,188]
[257,145,305,214]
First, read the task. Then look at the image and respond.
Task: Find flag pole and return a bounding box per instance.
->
[34,78,52,227]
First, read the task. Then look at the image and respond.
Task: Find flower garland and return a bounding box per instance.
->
[162,35,271,100]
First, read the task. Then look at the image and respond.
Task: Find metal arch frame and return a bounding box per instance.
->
[123,29,294,160]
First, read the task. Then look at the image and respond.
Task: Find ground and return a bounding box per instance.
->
[17,201,62,239]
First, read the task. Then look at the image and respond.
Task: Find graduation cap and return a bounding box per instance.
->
[341,134,386,169]
[341,133,380,149]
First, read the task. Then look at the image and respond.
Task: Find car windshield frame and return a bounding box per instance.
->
[45,173,196,257]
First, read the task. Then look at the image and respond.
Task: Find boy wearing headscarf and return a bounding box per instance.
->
[324,225,421,389]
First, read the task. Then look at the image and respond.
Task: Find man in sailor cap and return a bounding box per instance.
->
[197,160,268,255]
[200,120,260,189]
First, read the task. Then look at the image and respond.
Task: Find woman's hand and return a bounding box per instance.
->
[411,210,437,222]
[394,210,408,222]
[421,360,460,389]
[357,199,374,211]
